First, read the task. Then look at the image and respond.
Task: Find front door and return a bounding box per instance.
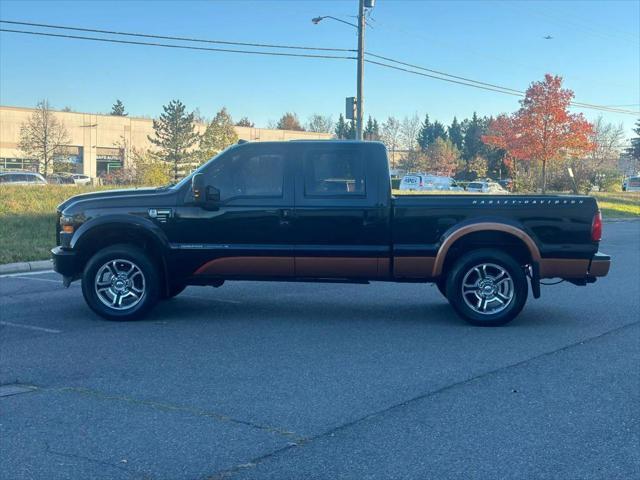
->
[172,144,295,279]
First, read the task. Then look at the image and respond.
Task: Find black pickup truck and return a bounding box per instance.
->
[52,140,610,326]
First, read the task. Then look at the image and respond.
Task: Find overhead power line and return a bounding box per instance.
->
[366,55,639,116]
[0,28,356,60]
[0,19,356,52]
[366,52,524,95]
[1,21,637,116]
[365,59,525,98]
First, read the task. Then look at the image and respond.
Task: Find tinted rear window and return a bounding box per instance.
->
[468,183,484,189]
[304,149,365,196]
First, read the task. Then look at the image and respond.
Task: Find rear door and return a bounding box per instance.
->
[292,143,390,279]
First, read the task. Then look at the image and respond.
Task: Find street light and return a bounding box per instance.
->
[311,16,357,28]
[312,0,369,140]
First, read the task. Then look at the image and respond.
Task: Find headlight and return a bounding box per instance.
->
[59,213,84,234]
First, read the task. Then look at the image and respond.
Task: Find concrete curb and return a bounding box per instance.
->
[603,218,640,223]
[0,260,53,275]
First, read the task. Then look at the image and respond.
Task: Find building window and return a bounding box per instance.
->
[0,157,38,172]
[97,147,123,176]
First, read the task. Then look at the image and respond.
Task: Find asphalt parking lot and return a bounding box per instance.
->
[1,221,638,480]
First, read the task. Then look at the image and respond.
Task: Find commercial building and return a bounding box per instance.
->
[0,105,333,178]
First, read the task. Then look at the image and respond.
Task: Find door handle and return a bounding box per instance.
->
[279,209,292,226]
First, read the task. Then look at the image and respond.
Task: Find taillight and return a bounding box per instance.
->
[591,211,602,242]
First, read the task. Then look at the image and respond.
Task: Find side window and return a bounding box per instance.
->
[205,150,285,201]
[304,149,365,196]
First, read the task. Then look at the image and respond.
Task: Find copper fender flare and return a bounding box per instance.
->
[431,222,541,277]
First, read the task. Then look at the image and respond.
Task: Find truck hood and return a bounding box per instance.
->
[57,187,173,213]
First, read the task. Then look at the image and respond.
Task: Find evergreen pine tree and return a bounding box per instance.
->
[448,117,464,151]
[235,117,254,127]
[463,112,483,162]
[363,116,381,140]
[364,116,374,139]
[198,107,239,163]
[431,121,447,142]
[334,114,348,139]
[417,114,432,150]
[110,100,127,116]
[148,100,200,181]
[346,120,356,140]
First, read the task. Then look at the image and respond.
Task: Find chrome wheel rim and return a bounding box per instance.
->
[461,262,514,315]
[94,259,145,311]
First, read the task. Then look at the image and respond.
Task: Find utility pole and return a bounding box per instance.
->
[312,0,373,141]
[355,0,365,140]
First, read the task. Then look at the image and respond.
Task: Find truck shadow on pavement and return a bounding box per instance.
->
[142,291,559,329]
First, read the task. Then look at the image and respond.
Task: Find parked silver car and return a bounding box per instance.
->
[466,181,508,194]
[0,172,47,185]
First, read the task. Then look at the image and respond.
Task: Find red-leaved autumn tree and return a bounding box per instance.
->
[483,74,595,193]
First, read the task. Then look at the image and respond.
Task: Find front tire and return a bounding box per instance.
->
[81,244,160,321]
[445,249,528,326]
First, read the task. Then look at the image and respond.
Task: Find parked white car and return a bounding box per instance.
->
[0,172,47,185]
[466,181,508,194]
[70,174,91,185]
[399,174,462,192]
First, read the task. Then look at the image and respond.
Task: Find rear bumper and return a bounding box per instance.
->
[51,246,80,278]
[588,252,611,277]
[538,251,611,279]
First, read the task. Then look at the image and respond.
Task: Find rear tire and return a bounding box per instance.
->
[445,248,528,326]
[81,244,160,321]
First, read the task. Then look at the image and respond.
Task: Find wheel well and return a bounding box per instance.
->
[75,226,169,291]
[440,230,533,276]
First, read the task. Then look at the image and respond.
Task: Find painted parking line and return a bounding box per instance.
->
[0,321,62,334]
[181,294,242,304]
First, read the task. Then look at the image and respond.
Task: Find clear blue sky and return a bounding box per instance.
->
[1,0,638,138]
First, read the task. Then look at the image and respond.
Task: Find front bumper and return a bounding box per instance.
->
[51,246,80,278]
